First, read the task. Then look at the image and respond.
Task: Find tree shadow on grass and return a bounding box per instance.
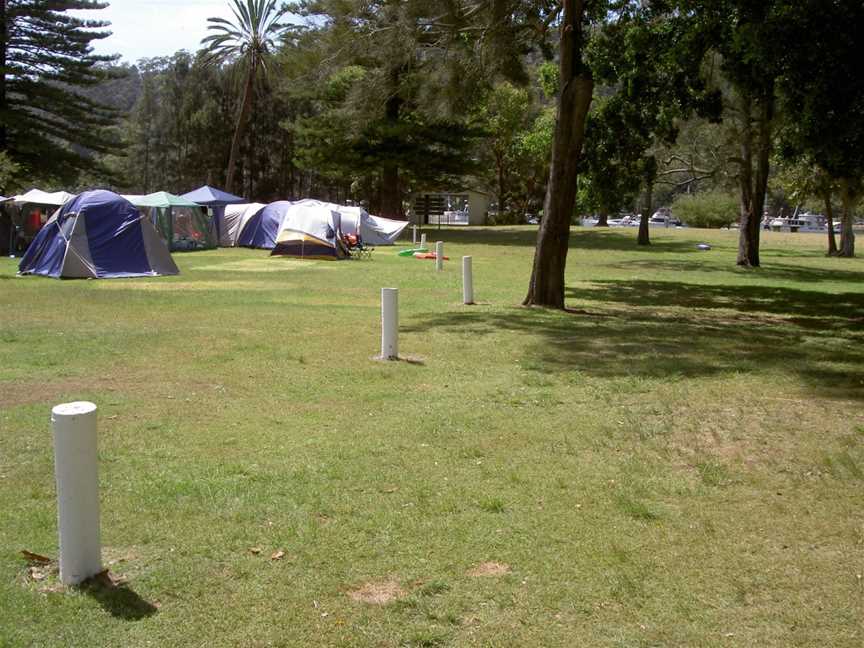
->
[578,280,864,324]
[414,227,699,253]
[761,246,834,259]
[79,573,158,620]
[404,280,864,400]
[604,259,864,284]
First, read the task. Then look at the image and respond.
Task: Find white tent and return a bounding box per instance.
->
[221,202,265,246]
[292,199,407,245]
[13,189,76,206]
[359,213,408,245]
[270,202,346,260]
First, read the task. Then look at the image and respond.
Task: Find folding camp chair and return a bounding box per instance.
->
[344,234,374,260]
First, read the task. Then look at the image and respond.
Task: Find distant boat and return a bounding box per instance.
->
[649,208,682,227]
[768,212,826,232]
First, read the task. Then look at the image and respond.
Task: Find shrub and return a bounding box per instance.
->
[671,192,739,228]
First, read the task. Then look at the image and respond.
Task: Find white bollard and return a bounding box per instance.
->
[462,256,474,304]
[420,233,427,248]
[412,225,418,245]
[52,401,101,585]
[380,288,399,360]
[435,241,444,271]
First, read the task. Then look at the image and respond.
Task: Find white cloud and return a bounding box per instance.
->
[71,0,298,64]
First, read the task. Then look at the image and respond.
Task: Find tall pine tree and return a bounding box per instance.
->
[1,0,118,185]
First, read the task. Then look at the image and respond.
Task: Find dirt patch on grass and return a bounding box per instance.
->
[0,378,119,409]
[347,579,406,604]
[467,562,511,577]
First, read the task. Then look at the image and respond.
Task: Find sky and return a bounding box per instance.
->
[70,0,300,64]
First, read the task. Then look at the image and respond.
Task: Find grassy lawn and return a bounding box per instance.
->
[1,226,862,647]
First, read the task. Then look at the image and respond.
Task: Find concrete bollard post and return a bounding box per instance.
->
[51,401,101,585]
[462,256,474,304]
[380,288,399,360]
[412,225,418,245]
[420,233,427,248]
[435,241,444,271]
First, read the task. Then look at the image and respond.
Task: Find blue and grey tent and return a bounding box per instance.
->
[238,200,293,249]
[180,185,245,246]
[18,190,179,279]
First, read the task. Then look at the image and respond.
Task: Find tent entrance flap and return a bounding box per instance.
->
[271,230,340,259]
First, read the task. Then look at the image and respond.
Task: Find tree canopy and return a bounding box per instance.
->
[1,0,119,187]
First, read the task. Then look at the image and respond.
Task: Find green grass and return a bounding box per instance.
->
[1,226,862,647]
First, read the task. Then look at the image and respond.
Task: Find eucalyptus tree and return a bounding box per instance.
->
[774,157,840,256]
[202,0,291,193]
[774,0,864,258]
[523,0,717,306]
[522,0,595,308]
[1,0,118,185]
[477,81,533,217]
[586,5,720,245]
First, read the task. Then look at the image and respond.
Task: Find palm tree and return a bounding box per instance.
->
[202,0,288,193]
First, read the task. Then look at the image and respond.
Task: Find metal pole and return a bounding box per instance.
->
[52,401,101,585]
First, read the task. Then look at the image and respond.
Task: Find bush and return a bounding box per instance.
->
[671,192,739,228]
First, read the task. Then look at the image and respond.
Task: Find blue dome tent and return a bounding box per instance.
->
[238,200,293,249]
[18,190,179,279]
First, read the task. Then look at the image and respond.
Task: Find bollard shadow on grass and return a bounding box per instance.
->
[403,279,864,400]
[78,572,158,620]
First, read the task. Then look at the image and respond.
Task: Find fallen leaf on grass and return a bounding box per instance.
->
[28,567,47,581]
[249,547,262,555]
[271,550,285,561]
[21,550,52,564]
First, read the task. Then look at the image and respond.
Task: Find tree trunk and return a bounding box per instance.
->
[736,88,772,267]
[638,182,652,246]
[838,178,856,257]
[378,93,404,219]
[225,56,257,194]
[0,0,9,151]
[596,210,609,227]
[822,188,838,256]
[143,126,150,193]
[497,153,507,216]
[523,0,592,309]
[0,0,7,152]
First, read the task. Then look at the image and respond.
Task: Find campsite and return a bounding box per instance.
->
[3,1,864,646]
[2,225,863,646]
